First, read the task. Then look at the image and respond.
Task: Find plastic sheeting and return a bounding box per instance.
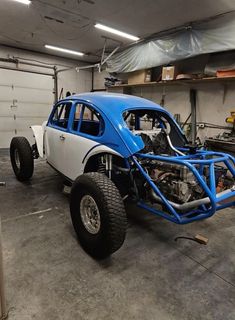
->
[106,12,235,73]
[205,51,235,76]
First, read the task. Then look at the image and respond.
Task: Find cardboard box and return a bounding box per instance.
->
[162,66,177,81]
[128,69,152,84]
[216,69,235,78]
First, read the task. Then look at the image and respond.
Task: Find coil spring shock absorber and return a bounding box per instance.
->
[97,154,112,179]
[97,155,106,174]
[98,162,106,174]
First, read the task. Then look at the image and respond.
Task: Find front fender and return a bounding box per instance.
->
[31,125,44,158]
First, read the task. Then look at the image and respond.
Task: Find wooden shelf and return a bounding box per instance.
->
[109,76,235,89]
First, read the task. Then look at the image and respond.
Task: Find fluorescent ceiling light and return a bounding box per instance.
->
[45,45,84,56]
[12,0,31,4]
[95,23,140,41]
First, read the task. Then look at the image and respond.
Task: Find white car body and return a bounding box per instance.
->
[31,124,121,181]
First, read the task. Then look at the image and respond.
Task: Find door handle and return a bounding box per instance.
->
[59,134,65,141]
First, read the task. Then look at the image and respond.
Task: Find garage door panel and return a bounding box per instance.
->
[12,87,53,104]
[0,69,54,148]
[0,84,53,103]
[0,131,16,148]
[0,103,16,116]
[0,70,54,90]
[0,87,14,100]
[15,103,52,118]
[0,102,52,118]
[15,117,47,130]
[0,117,15,131]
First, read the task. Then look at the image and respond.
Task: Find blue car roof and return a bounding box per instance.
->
[66,92,165,116]
[59,92,183,157]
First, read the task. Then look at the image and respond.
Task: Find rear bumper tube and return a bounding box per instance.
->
[149,187,235,211]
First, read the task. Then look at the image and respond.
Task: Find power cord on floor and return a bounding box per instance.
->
[174,235,208,245]
[175,236,199,243]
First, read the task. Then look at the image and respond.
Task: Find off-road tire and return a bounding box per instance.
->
[70,172,127,259]
[10,137,34,181]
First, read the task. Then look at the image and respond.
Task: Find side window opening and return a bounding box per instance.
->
[80,105,104,136]
[51,103,72,129]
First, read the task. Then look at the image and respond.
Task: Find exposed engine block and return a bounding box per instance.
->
[150,162,204,203]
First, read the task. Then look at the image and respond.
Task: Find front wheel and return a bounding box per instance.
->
[10,137,34,181]
[70,172,127,259]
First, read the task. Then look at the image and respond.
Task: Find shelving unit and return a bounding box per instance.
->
[108,76,235,91]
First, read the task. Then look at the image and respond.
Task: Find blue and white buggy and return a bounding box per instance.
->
[10,93,235,258]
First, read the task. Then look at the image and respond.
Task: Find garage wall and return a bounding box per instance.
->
[93,70,109,90]
[130,83,234,142]
[109,83,235,142]
[0,45,92,148]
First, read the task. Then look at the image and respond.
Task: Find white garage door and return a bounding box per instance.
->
[0,69,54,148]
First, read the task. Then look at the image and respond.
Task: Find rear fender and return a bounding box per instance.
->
[31,125,44,158]
[83,145,122,168]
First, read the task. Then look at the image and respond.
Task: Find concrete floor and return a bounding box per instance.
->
[0,149,235,320]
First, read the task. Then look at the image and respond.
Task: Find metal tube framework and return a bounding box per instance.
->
[132,149,235,224]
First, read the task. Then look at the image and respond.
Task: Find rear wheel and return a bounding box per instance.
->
[70,172,127,259]
[10,137,34,181]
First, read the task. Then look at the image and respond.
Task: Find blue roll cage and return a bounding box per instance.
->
[130,149,235,224]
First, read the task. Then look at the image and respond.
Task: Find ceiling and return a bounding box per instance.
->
[0,0,235,62]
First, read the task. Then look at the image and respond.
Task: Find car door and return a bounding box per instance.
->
[60,101,105,181]
[45,101,72,174]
